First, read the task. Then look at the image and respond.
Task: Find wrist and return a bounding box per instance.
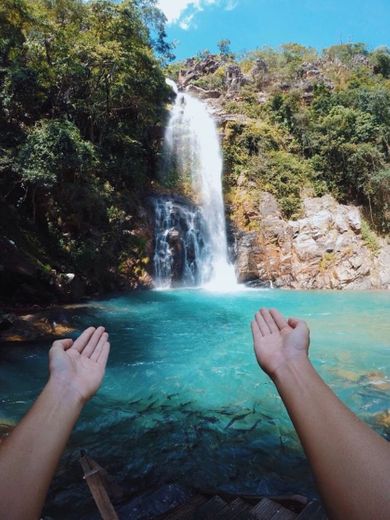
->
[271,357,313,387]
[46,376,86,409]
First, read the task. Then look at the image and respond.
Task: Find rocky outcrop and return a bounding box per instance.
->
[185,84,222,99]
[225,64,247,94]
[250,58,268,78]
[234,193,390,289]
[179,55,222,87]
[0,307,77,342]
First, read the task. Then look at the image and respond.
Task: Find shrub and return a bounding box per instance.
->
[361,219,380,253]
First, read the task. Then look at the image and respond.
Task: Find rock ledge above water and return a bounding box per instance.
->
[234,193,390,290]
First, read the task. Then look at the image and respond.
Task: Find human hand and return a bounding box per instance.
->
[251,308,310,380]
[48,327,110,403]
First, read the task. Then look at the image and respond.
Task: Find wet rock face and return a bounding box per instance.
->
[149,196,209,287]
[234,193,390,289]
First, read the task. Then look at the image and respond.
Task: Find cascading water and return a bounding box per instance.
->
[153,197,211,288]
[153,79,237,290]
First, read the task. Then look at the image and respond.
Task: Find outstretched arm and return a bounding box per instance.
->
[251,308,390,520]
[0,326,110,520]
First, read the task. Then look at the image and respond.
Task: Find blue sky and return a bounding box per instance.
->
[157,0,390,60]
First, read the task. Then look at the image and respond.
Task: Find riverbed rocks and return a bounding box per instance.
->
[234,193,390,289]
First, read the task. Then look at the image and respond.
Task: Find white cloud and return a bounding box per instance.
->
[179,13,197,30]
[158,1,202,24]
[158,0,238,29]
[225,0,238,10]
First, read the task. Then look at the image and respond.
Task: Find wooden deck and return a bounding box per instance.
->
[160,494,327,520]
[80,454,328,520]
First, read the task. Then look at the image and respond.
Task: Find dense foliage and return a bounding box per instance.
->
[0,0,171,302]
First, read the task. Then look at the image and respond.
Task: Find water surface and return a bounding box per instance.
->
[0,289,389,518]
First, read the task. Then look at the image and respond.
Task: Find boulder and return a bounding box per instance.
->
[232,192,388,290]
[234,231,263,283]
[225,65,246,93]
[251,58,268,76]
[185,85,222,99]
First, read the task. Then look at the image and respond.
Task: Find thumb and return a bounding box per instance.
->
[288,317,301,328]
[50,338,73,353]
[288,318,308,332]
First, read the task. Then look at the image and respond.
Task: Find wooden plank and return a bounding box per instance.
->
[214,497,250,520]
[270,506,296,520]
[163,495,208,520]
[250,498,281,519]
[296,501,327,520]
[194,495,228,519]
[226,498,252,520]
[79,453,119,520]
[250,498,297,520]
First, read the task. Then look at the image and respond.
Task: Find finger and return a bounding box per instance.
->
[270,308,289,330]
[72,327,96,352]
[51,338,73,351]
[82,327,106,358]
[260,308,278,333]
[97,342,110,367]
[90,338,106,362]
[288,317,300,328]
[251,319,263,340]
[84,330,107,359]
[255,310,270,335]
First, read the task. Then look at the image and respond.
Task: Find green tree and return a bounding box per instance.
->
[18,120,97,189]
[371,47,390,78]
[324,43,368,64]
[217,38,233,59]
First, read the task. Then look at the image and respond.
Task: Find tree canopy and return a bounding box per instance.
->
[0,0,171,302]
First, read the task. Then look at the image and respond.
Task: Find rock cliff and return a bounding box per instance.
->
[234,193,390,289]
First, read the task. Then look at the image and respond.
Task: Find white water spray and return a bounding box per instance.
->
[162,79,237,290]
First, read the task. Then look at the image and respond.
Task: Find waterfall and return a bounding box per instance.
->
[153,79,237,290]
[153,197,211,288]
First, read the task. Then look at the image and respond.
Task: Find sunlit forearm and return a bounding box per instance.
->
[0,378,83,520]
[274,359,390,520]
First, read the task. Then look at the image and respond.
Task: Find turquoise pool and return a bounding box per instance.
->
[1,289,389,518]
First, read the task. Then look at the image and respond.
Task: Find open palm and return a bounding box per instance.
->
[251,308,310,379]
[49,327,110,402]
